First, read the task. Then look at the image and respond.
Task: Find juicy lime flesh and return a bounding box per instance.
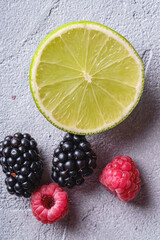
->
[30,22,144,134]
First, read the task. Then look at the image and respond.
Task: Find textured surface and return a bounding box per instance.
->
[0,0,160,239]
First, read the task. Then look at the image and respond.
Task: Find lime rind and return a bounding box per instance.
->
[29,21,145,135]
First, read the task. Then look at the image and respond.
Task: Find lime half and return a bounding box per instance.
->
[30,21,144,135]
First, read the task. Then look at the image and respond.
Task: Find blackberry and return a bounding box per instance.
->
[51,133,97,188]
[0,132,43,197]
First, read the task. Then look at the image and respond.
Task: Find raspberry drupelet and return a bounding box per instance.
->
[99,156,141,202]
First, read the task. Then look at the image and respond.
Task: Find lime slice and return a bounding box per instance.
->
[30,21,144,135]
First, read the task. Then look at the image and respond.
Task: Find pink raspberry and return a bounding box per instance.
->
[31,183,69,224]
[99,156,141,202]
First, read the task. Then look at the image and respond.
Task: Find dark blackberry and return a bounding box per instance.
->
[88,158,96,168]
[3,165,8,173]
[78,141,91,152]
[58,153,67,162]
[11,148,20,158]
[51,133,97,188]
[51,171,59,182]
[58,176,65,187]
[1,157,8,166]
[76,160,86,169]
[63,133,73,141]
[4,136,12,141]
[75,175,84,185]
[3,147,11,158]
[14,132,23,139]
[74,149,85,159]
[54,147,62,157]
[7,157,16,166]
[11,137,20,147]
[0,141,3,157]
[3,140,11,148]
[21,138,30,148]
[80,168,93,177]
[64,160,75,171]
[0,132,43,197]
[18,146,26,154]
[62,141,74,152]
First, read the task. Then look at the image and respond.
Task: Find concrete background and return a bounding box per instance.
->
[0,0,160,239]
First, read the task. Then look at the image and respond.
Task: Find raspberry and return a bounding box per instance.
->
[31,183,69,224]
[99,156,141,202]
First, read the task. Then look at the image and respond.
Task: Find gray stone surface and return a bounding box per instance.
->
[0,0,160,239]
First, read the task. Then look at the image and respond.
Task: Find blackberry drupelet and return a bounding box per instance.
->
[51,133,97,188]
[0,133,43,197]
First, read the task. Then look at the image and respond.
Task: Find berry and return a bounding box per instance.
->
[58,153,67,162]
[80,168,93,177]
[18,146,26,154]
[14,132,23,139]
[1,157,8,166]
[31,183,69,224]
[76,160,86,169]
[99,156,141,202]
[23,152,30,161]
[75,176,84,185]
[16,156,24,165]
[51,133,97,188]
[7,157,16,166]
[58,176,65,187]
[28,172,36,182]
[11,137,20,147]
[23,161,31,167]
[21,138,30,148]
[0,132,43,197]
[4,136,12,141]
[62,141,73,152]
[64,160,75,171]
[52,157,59,166]
[52,171,59,182]
[28,149,38,160]
[78,141,91,152]
[66,178,75,188]
[7,185,15,194]
[68,170,77,177]
[21,166,29,175]
[0,141,3,157]
[64,133,73,141]
[88,158,96,168]
[22,181,31,189]
[74,149,85,160]
[18,175,26,183]
[23,133,31,140]
[3,140,11,147]
[14,182,22,191]
[67,152,74,160]
[60,171,69,178]
[13,163,21,171]
[3,147,11,158]
[73,135,84,144]
[7,176,16,187]
[30,140,37,149]
[60,141,65,147]
[10,148,20,158]
[57,162,64,171]
[54,147,62,157]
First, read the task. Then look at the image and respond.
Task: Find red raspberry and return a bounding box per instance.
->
[99,156,141,202]
[31,183,69,224]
